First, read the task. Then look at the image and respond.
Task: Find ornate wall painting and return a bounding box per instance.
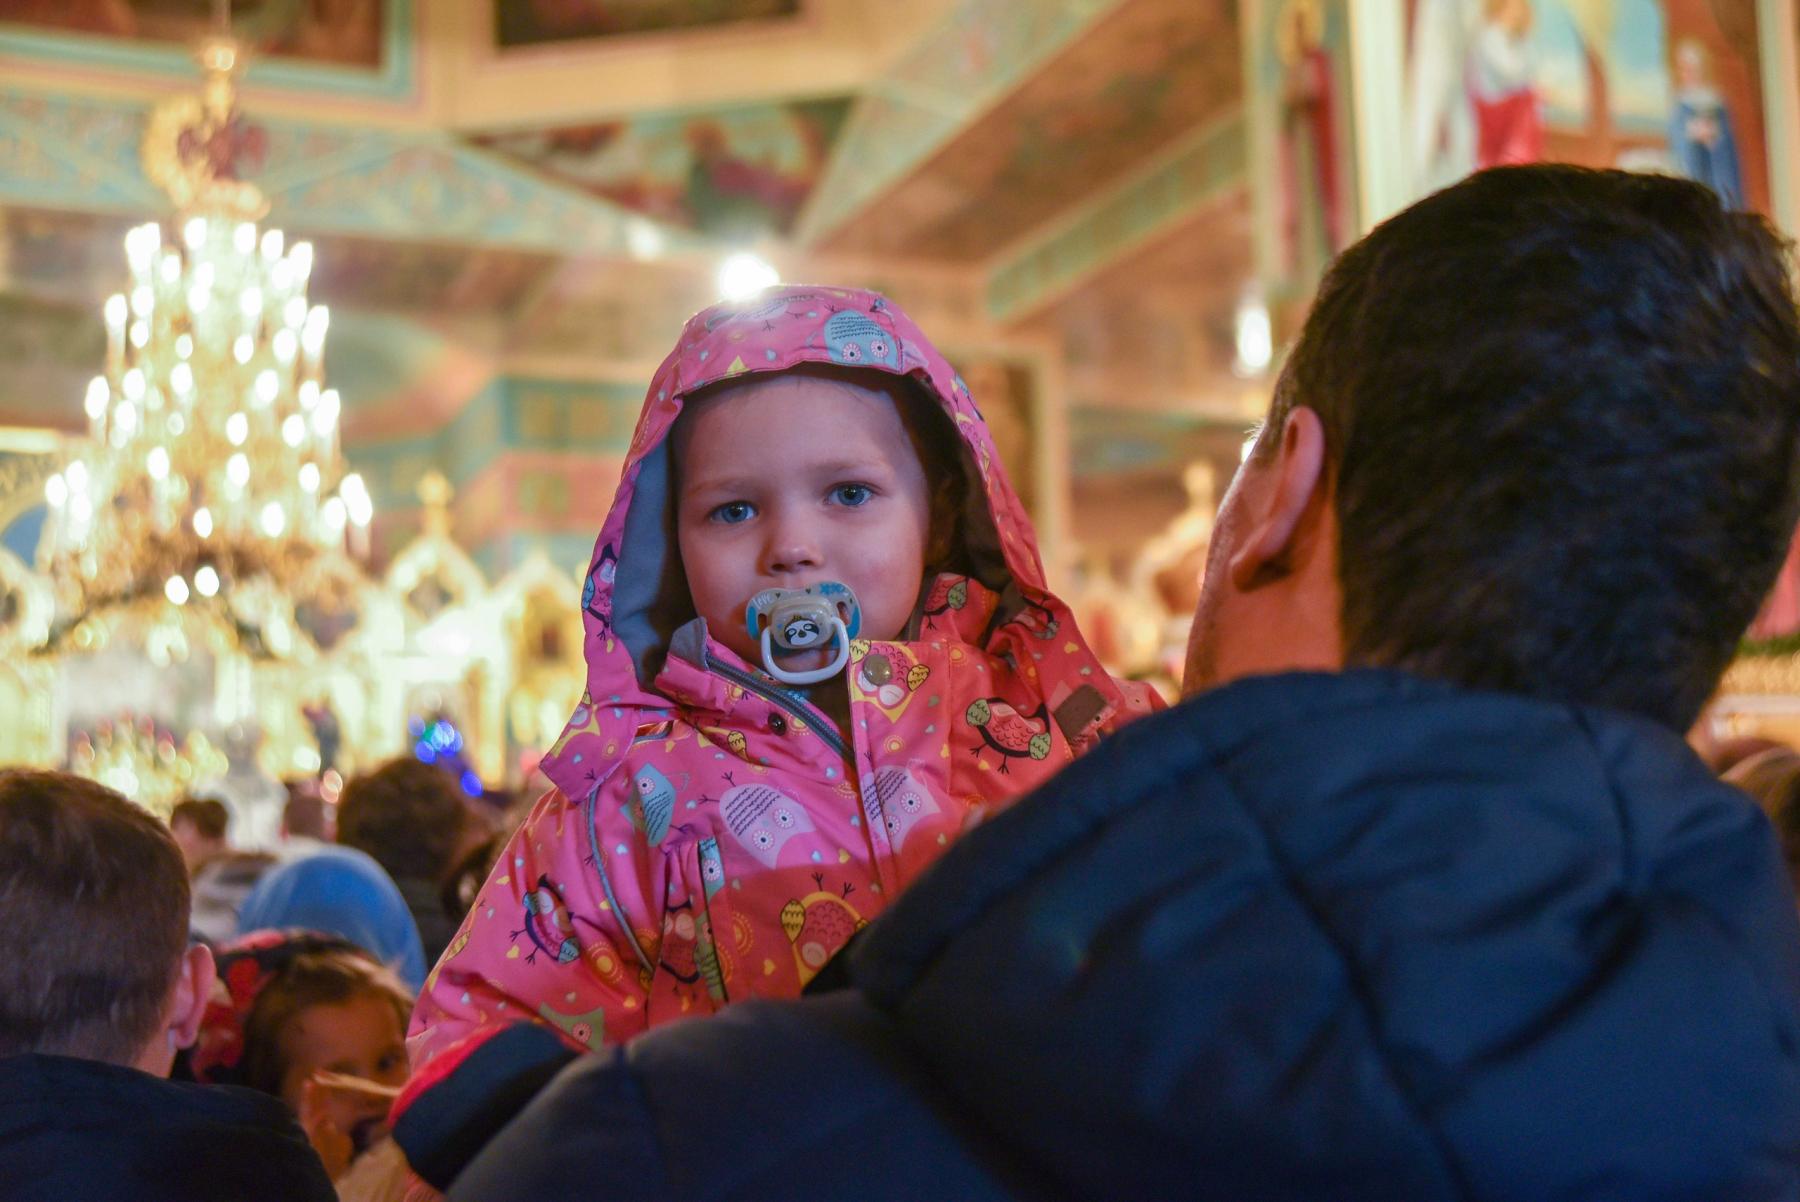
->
[0,0,387,69]
[1246,0,1359,300]
[493,0,801,48]
[1403,0,1771,214]
[473,97,851,239]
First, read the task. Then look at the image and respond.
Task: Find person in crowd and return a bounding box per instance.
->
[0,770,335,1201]
[394,285,1159,1185]
[285,777,336,846]
[238,843,428,992]
[337,757,475,962]
[1728,746,1800,896]
[172,794,285,945]
[180,931,414,1196]
[170,796,231,871]
[426,167,1800,1201]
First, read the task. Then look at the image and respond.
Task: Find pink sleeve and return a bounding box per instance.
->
[408,783,662,1070]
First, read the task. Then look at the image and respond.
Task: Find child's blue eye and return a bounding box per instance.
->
[710,501,756,525]
[831,484,873,507]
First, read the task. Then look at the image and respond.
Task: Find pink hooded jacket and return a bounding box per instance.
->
[407,287,1157,1077]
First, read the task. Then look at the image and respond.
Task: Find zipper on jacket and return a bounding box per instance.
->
[701,649,854,765]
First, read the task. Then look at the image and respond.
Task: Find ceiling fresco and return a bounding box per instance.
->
[812,0,1240,261]
[473,96,852,240]
[493,0,802,49]
[0,0,386,68]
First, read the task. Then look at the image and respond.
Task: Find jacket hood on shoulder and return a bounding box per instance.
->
[539,286,1117,804]
[839,670,1800,1199]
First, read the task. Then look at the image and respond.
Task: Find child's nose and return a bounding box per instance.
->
[764,525,823,577]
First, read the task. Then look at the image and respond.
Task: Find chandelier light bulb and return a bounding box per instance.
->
[194,565,220,597]
[130,286,154,318]
[254,369,280,407]
[176,333,195,360]
[290,242,314,279]
[159,253,181,285]
[233,335,254,365]
[69,493,92,525]
[193,507,213,538]
[164,574,190,605]
[188,285,211,314]
[146,446,169,480]
[226,412,248,445]
[66,461,87,491]
[183,217,208,250]
[194,262,214,292]
[124,226,155,273]
[170,362,194,395]
[282,414,306,447]
[103,293,128,330]
[260,229,284,260]
[122,369,145,400]
[322,495,347,529]
[84,377,109,419]
[227,453,250,488]
[167,412,186,436]
[284,297,308,329]
[113,403,137,435]
[298,380,320,409]
[129,321,149,349]
[312,389,340,437]
[239,286,263,319]
[259,501,286,538]
[233,222,257,255]
[273,328,298,363]
[44,474,66,507]
[298,462,321,493]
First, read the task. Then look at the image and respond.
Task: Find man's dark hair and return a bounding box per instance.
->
[1263,165,1800,729]
[170,796,229,841]
[337,757,469,883]
[0,771,189,1063]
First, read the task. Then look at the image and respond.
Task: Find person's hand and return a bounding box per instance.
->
[299,1071,400,1179]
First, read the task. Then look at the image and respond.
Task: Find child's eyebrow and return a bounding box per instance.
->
[682,460,893,496]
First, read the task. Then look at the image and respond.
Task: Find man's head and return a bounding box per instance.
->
[337,757,470,884]
[1188,166,1800,730]
[0,771,213,1075]
[169,796,230,873]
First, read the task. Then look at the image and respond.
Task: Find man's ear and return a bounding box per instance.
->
[1228,406,1330,591]
[169,942,216,1051]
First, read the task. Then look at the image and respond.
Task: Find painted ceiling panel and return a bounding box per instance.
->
[472,96,853,240]
[813,0,1238,262]
[492,0,803,48]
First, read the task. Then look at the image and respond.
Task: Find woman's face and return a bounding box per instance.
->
[277,993,408,1139]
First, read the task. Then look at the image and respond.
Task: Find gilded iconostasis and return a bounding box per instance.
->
[0,0,1793,788]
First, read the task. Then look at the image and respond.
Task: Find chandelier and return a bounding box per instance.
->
[38,31,372,646]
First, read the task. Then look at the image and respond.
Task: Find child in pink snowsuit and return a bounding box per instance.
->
[403,286,1156,1105]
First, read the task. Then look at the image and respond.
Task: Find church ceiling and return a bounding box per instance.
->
[473,95,853,241]
[491,0,805,49]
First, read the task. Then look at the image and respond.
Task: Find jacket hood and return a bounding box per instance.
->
[540,285,1105,804]
[841,670,1800,1198]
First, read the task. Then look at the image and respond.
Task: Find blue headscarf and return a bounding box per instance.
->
[236,845,428,990]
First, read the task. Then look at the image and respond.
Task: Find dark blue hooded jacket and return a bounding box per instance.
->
[435,671,1800,1201]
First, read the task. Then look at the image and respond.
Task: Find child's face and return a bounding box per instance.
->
[277,993,408,1131]
[676,372,936,671]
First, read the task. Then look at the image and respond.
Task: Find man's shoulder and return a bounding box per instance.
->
[0,1054,335,1202]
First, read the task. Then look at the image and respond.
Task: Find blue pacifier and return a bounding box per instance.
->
[744,582,861,686]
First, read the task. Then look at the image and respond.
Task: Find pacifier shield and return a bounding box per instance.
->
[743,582,862,686]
